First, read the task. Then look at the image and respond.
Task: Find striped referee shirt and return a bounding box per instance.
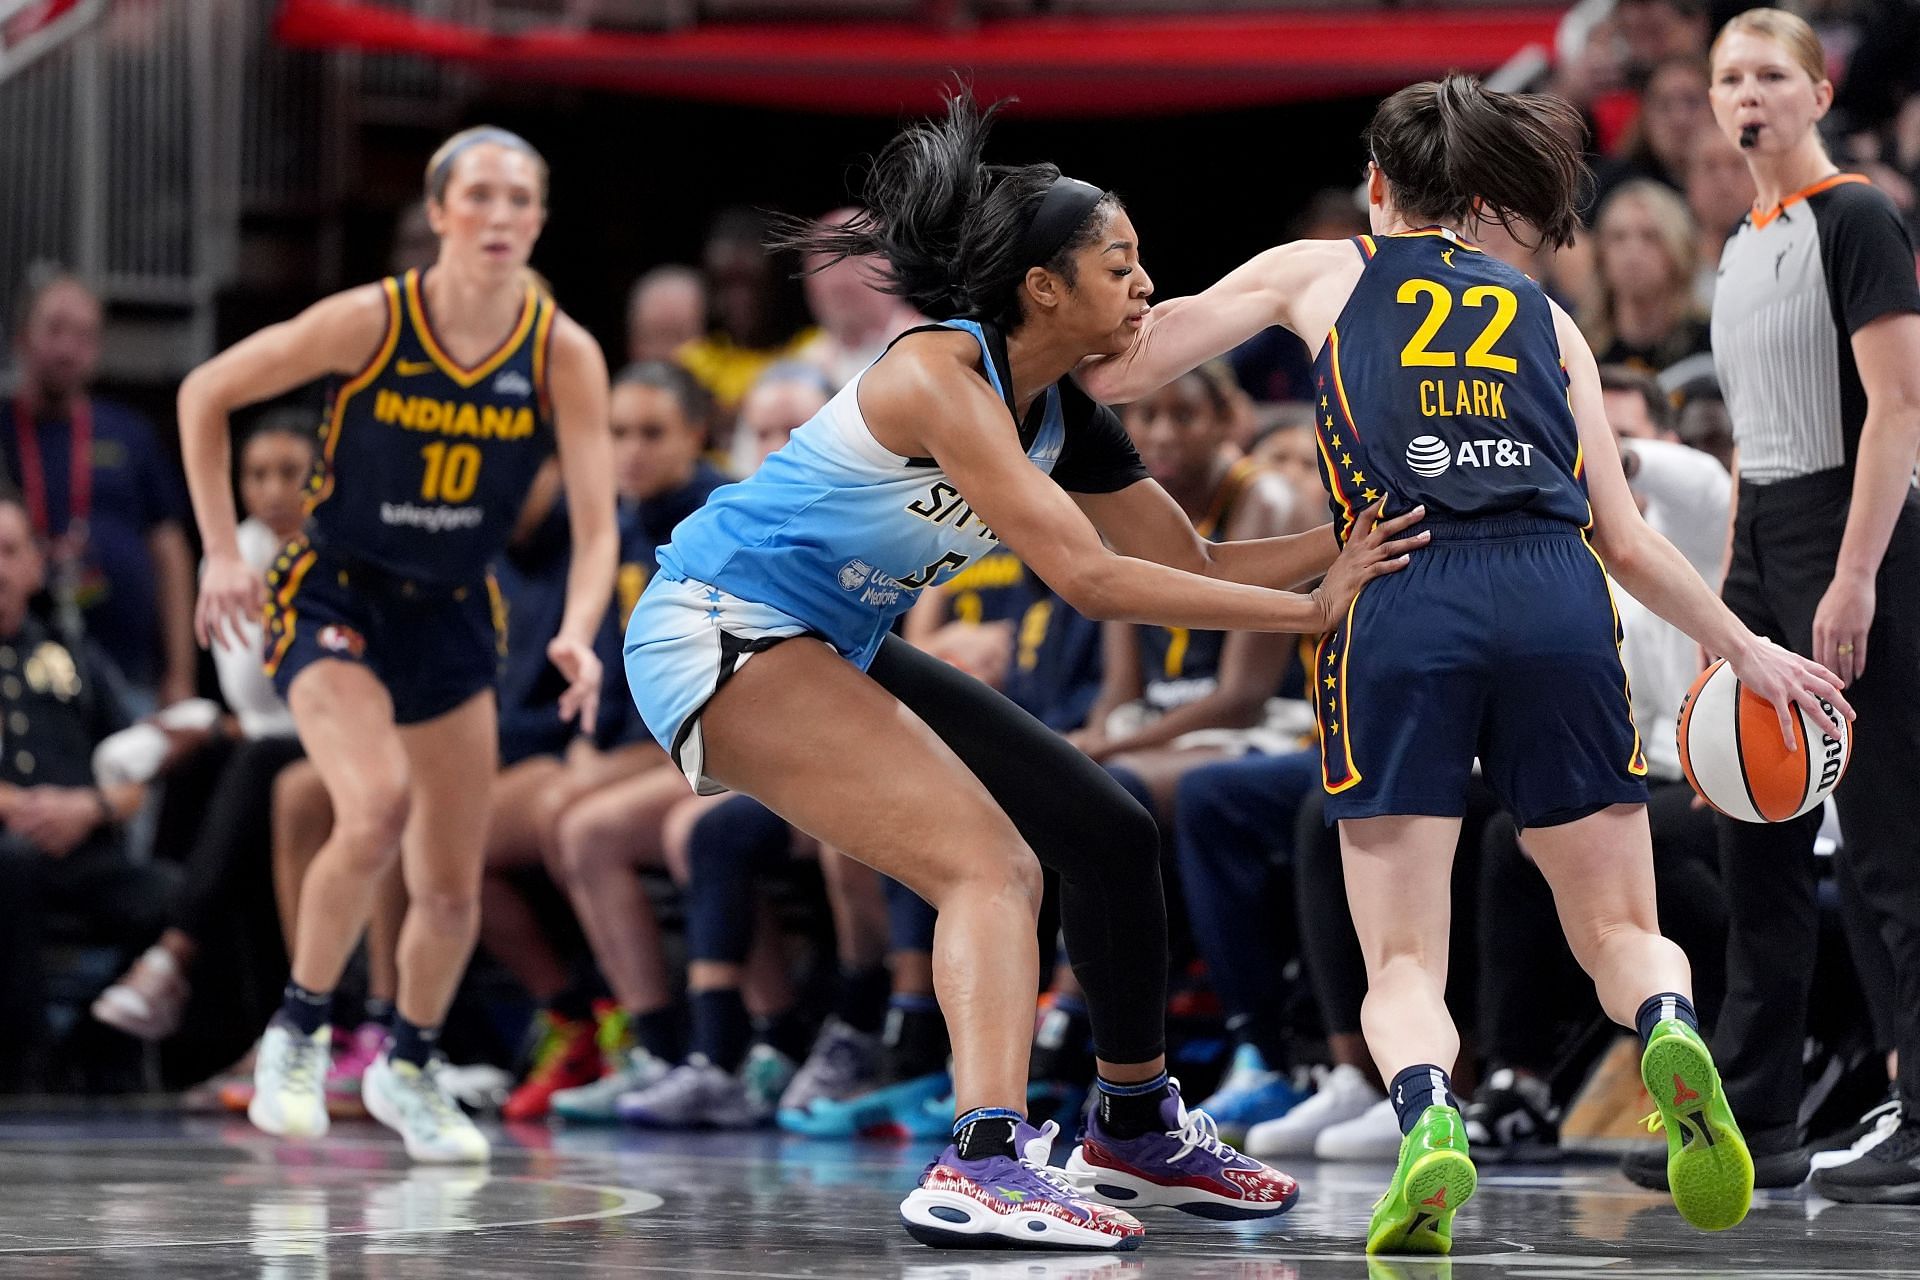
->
[1710,174,1920,483]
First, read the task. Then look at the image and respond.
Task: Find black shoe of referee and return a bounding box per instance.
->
[1812,1104,1920,1205]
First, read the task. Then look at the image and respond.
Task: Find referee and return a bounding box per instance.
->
[1633,9,1920,1204]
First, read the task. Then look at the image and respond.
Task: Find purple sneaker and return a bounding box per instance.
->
[1064,1079,1301,1220]
[900,1118,1146,1251]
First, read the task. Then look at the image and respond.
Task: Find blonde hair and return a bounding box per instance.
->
[1711,8,1827,86]
[424,126,549,205]
[1581,179,1703,356]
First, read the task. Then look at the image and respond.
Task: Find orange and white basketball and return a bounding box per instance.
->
[1677,658,1851,823]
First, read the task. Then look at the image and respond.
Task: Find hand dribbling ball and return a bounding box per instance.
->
[1677,658,1850,823]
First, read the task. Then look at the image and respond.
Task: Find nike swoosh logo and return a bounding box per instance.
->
[395,359,436,376]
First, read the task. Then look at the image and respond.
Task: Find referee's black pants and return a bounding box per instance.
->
[1714,469,1920,1147]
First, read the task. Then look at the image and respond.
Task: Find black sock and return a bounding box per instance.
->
[953,1106,1022,1160]
[549,981,596,1024]
[1095,1071,1172,1139]
[361,996,394,1029]
[1389,1064,1458,1135]
[835,963,892,1035]
[278,982,333,1037]
[388,1015,439,1068]
[690,988,753,1073]
[881,994,948,1082]
[756,1008,815,1064]
[1029,994,1093,1087]
[1634,992,1699,1045]
[632,1006,684,1064]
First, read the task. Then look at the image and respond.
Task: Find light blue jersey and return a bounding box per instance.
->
[654,320,1066,669]
[626,317,1147,790]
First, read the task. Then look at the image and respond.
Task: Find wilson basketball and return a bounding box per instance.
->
[1677,658,1851,823]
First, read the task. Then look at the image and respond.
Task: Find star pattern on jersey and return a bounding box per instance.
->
[706,608,722,623]
[1362,488,1381,502]
[1320,395,1329,410]
[1326,650,1336,667]
[1350,471,1366,487]
[1341,454,1353,467]
[1325,675,1336,689]
[1330,435,1342,450]
[705,588,723,603]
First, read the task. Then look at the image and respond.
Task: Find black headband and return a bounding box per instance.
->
[429,128,539,198]
[1016,176,1106,268]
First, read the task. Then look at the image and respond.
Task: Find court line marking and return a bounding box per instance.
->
[0,1177,662,1255]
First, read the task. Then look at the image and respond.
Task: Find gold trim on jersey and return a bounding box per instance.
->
[308,279,404,514]
[486,572,508,658]
[531,294,558,413]
[1577,531,1650,779]
[403,268,540,388]
[262,541,320,677]
[1316,589,1365,793]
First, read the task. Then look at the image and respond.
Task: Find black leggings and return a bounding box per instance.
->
[865,635,1167,1065]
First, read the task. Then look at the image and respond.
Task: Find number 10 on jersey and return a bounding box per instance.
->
[420,442,481,502]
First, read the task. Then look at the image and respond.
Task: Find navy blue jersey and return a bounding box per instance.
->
[310,269,556,584]
[937,546,1033,628]
[1135,456,1264,711]
[1309,230,1590,540]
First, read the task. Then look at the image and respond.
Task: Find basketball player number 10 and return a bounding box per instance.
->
[1395,280,1520,374]
[419,442,482,503]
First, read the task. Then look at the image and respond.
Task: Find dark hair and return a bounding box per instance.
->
[613,360,714,430]
[774,87,1121,328]
[1365,75,1589,251]
[1597,364,1677,433]
[242,407,320,456]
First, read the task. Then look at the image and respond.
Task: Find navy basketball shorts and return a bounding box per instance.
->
[262,537,504,726]
[1316,515,1650,831]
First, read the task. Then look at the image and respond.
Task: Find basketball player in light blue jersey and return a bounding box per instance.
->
[624,90,1425,1252]
[1081,75,1851,1253]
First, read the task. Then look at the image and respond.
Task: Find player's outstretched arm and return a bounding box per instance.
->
[871,347,1410,634]
[545,313,616,736]
[1075,239,1357,406]
[1557,303,1853,742]
[177,284,392,650]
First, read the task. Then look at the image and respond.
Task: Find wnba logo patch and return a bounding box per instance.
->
[317,625,367,658]
[1405,435,1451,477]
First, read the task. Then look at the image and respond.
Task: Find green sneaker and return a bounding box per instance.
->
[1366,1104,1477,1255]
[1639,1018,1752,1231]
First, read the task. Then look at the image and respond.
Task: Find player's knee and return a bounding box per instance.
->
[553,806,618,884]
[409,884,480,937]
[947,840,1043,917]
[1102,790,1161,883]
[329,784,410,875]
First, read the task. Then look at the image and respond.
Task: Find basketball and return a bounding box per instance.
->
[1677,658,1851,823]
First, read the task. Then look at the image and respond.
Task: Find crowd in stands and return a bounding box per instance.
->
[0,0,1914,1187]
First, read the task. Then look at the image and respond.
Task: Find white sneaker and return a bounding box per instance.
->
[363,1052,491,1163]
[248,1020,331,1139]
[1311,1095,1404,1161]
[1246,1063,1382,1158]
[779,1019,879,1114]
[552,1047,672,1123]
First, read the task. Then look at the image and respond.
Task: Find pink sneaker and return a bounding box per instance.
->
[326,1022,387,1116]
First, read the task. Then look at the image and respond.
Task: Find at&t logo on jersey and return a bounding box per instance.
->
[1404,435,1536,477]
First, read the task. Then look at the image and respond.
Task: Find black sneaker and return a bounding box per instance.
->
[1621,1140,1811,1190]
[1809,1095,1900,1166]
[1464,1068,1560,1163]
[1811,1107,1920,1204]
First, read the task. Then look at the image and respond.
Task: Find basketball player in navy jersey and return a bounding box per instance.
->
[1081,76,1850,1252]
[625,90,1425,1251]
[179,127,616,1163]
